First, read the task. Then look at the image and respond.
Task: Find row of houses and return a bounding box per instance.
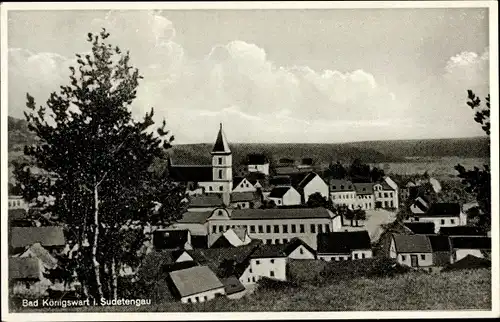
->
[169,124,399,211]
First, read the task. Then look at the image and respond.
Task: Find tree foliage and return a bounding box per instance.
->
[306,192,328,208]
[14,29,187,301]
[454,90,491,232]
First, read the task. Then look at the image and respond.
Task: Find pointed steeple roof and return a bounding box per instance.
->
[212,123,231,154]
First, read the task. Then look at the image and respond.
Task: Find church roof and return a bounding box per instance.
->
[212,123,231,154]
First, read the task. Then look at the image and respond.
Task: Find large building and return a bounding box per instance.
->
[169,123,233,205]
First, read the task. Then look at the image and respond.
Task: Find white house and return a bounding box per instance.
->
[208,227,253,248]
[168,266,225,304]
[246,154,270,176]
[296,172,329,204]
[8,195,28,210]
[373,180,398,209]
[248,245,288,282]
[317,231,373,261]
[449,236,491,263]
[206,207,343,250]
[354,183,374,210]
[406,203,465,233]
[329,179,357,209]
[389,234,433,269]
[232,177,257,193]
[268,186,301,206]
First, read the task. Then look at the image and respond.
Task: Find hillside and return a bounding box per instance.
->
[8,116,490,169]
[12,268,491,312]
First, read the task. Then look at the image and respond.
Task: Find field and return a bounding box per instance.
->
[12,268,491,312]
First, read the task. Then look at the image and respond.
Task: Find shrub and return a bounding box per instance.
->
[257,277,299,290]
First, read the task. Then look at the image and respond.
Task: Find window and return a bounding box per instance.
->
[270,259,275,264]
[249,268,252,273]
[441,219,445,225]
[300,224,305,233]
[324,224,330,232]
[219,186,223,191]
[390,192,393,198]
[340,185,344,189]
[252,277,256,282]
[187,298,192,303]
[195,296,199,302]
[283,238,288,243]
[354,253,358,259]
[414,217,420,222]
[218,157,223,165]
[258,225,264,233]
[362,253,366,259]
[310,224,316,233]
[277,199,282,205]
[212,226,217,233]
[282,225,288,233]
[299,248,304,255]
[266,225,271,233]
[204,296,208,301]
[226,225,230,230]
[247,278,250,283]
[274,225,280,233]
[421,254,425,260]
[256,260,260,265]
[450,219,455,224]
[209,186,213,191]
[218,226,224,233]
[291,225,296,233]
[218,170,223,179]
[401,255,406,261]
[266,239,272,244]
[384,193,388,198]
[318,224,323,233]
[274,239,279,244]
[378,193,382,198]
[270,271,275,277]
[332,195,336,200]
[250,225,256,233]
[332,185,336,190]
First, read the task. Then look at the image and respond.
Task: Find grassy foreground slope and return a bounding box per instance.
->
[15,269,491,312]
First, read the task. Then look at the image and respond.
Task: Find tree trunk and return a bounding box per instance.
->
[92,184,104,301]
[111,257,118,300]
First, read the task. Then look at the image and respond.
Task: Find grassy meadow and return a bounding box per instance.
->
[12,268,491,312]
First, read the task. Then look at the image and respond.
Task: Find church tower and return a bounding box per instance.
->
[211,123,232,205]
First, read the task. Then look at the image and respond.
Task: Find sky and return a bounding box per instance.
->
[7,8,490,144]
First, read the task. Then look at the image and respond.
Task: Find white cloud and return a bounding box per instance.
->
[8,10,490,143]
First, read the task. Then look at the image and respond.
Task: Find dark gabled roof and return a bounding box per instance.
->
[211,124,231,154]
[222,276,246,295]
[439,226,485,236]
[450,236,491,250]
[283,237,317,257]
[9,257,40,280]
[317,231,372,255]
[411,198,430,213]
[442,255,491,272]
[189,194,224,208]
[296,172,320,189]
[250,244,287,258]
[392,234,432,253]
[169,266,224,297]
[169,165,213,182]
[353,183,373,195]
[176,211,212,224]
[10,226,66,249]
[231,192,258,203]
[161,260,198,273]
[329,179,355,192]
[230,207,332,220]
[424,203,461,217]
[153,229,190,250]
[269,176,292,186]
[404,222,436,235]
[246,153,269,165]
[269,186,294,198]
[232,177,246,189]
[9,208,28,221]
[427,235,451,252]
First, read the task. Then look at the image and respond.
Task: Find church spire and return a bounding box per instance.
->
[211,122,231,154]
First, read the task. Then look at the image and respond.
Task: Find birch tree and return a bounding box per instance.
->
[14,29,187,301]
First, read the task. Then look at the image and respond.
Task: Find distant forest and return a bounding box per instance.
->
[8,116,490,168]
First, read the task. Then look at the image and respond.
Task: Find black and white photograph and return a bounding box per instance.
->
[1,1,498,320]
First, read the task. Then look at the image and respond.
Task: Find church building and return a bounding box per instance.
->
[169,124,233,205]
